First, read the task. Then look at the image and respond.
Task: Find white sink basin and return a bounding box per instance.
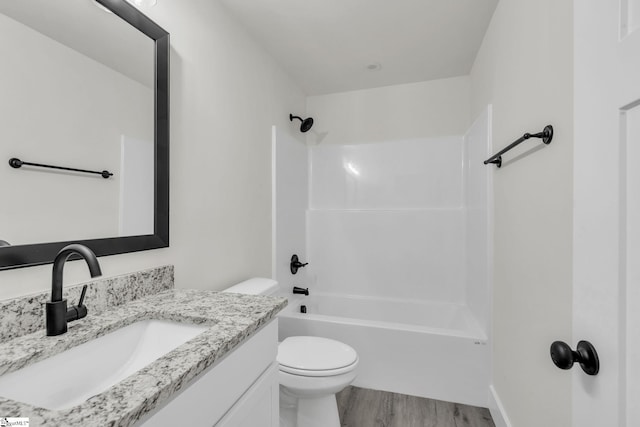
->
[0,319,208,410]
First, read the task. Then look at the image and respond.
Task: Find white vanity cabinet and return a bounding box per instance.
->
[136,320,279,427]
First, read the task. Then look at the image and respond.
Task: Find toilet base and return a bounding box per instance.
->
[297,395,340,427]
[279,389,297,427]
[279,387,341,427]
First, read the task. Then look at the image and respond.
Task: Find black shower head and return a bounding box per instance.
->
[290,114,314,133]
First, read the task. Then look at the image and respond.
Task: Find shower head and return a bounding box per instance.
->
[289,114,314,133]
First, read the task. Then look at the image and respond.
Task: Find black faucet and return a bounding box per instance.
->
[293,286,309,296]
[46,244,102,336]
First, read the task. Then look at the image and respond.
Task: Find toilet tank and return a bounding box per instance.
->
[222,278,280,296]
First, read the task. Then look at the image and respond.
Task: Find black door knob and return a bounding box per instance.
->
[550,340,599,375]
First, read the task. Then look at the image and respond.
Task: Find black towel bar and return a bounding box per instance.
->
[484,125,553,168]
[9,157,113,179]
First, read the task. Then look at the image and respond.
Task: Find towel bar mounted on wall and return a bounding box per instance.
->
[9,157,113,179]
[484,125,553,168]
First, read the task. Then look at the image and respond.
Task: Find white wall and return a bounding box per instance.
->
[463,106,492,335]
[0,13,152,246]
[0,0,306,300]
[470,0,573,426]
[272,126,308,289]
[119,135,154,236]
[306,76,471,145]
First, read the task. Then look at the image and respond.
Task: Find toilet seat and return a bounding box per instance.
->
[279,359,358,377]
[278,336,358,377]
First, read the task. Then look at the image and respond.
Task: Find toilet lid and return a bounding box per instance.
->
[277,336,358,372]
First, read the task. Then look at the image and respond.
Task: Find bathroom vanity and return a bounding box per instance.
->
[138,320,279,426]
[0,266,286,426]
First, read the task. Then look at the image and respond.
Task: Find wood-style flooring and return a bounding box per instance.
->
[336,386,496,427]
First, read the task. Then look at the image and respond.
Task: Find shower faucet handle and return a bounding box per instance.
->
[290,254,308,274]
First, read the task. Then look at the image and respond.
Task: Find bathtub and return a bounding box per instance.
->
[277,292,490,407]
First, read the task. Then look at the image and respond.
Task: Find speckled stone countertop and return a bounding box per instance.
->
[0,288,287,426]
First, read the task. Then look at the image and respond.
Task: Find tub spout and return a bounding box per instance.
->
[293,286,309,296]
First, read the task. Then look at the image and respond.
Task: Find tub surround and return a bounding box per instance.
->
[0,266,287,426]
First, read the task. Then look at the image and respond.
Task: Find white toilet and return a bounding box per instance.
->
[223,278,358,427]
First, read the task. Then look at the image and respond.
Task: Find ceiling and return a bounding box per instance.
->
[218,0,499,95]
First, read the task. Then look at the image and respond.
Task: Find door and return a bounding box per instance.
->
[574,1,640,426]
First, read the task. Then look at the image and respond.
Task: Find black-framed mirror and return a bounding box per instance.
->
[0,0,169,270]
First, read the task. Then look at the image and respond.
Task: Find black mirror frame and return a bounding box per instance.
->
[0,0,169,270]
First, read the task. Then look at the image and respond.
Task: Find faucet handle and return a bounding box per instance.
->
[78,284,87,307]
[66,285,88,322]
[290,254,309,274]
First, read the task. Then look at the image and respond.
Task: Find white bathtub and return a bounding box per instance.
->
[278,293,490,407]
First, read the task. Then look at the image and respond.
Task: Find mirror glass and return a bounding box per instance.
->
[0,0,169,270]
[1,0,155,245]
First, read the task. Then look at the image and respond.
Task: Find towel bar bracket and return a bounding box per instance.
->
[541,125,554,144]
[486,156,502,168]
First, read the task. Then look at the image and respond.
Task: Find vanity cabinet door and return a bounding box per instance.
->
[216,363,279,427]
[136,321,278,427]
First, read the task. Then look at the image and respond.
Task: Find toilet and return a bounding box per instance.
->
[223,278,358,427]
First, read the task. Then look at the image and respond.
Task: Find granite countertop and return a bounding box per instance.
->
[0,289,287,426]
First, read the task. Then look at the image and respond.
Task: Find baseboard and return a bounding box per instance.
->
[488,385,512,427]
